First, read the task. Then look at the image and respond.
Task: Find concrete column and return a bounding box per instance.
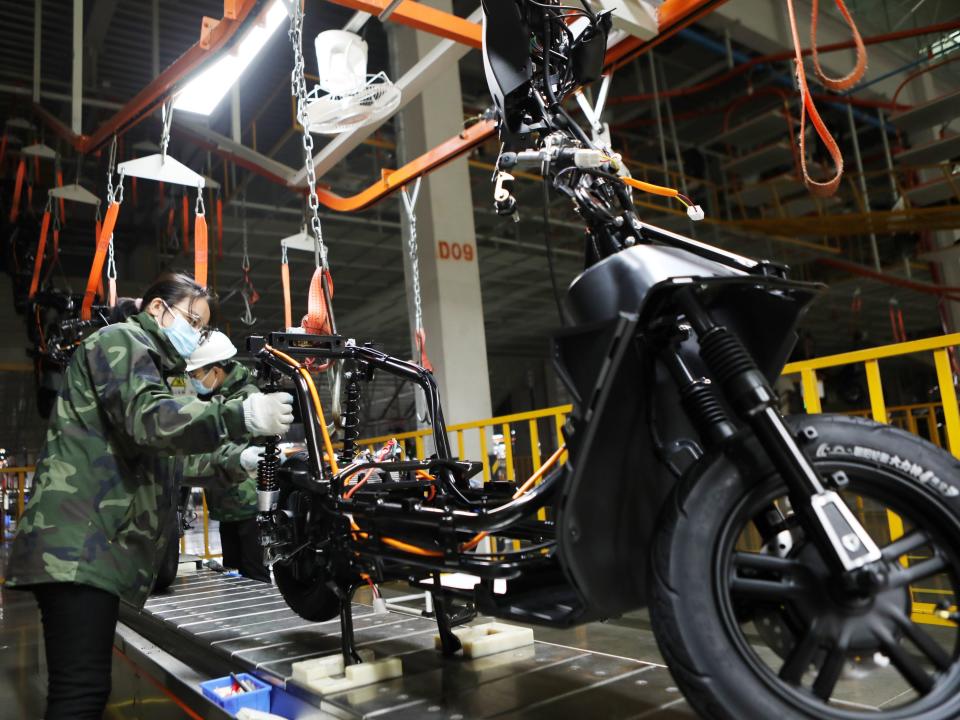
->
[914,74,960,333]
[389,10,492,459]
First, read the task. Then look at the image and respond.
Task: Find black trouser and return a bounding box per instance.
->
[33,583,120,720]
[219,517,270,582]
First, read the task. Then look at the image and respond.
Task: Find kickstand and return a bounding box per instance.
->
[432,573,463,656]
[338,588,363,666]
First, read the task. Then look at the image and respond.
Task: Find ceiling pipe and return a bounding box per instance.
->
[31,0,260,154]
[816,257,960,302]
[607,19,960,105]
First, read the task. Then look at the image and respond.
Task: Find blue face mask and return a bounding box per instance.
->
[162,313,201,359]
[190,377,211,396]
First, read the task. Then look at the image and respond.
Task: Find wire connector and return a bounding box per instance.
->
[687,204,705,222]
[573,149,604,169]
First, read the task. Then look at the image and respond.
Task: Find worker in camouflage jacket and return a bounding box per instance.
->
[6,273,295,720]
[180,330,271,583]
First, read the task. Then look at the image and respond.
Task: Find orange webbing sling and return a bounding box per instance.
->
[301,268,334,336]
[55,166,66,223]
[194,192,208,288]
[216,194,224,260]
[280,249,293,330]
[28,203,51,299]
[786,0,867,197]
[9,158,26,222]
[81,201,120,320]
[181,194,190,254]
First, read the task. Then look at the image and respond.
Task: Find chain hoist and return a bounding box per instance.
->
[289,1,336,334]
[240,196,258,326]
[401,178,424,345]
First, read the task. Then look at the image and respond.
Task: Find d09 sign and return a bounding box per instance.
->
[438,241,474,261]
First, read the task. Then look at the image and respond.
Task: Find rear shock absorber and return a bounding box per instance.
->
[256,438,281,542]
[340,370,361,464]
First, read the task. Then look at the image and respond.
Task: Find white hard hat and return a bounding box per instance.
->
[185,331,237,372]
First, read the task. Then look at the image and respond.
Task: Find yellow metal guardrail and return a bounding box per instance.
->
[783,333,960,626]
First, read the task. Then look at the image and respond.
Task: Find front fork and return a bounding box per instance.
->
[676,290,882,574]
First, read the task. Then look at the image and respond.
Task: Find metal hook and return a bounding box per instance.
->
[195,184,205,216]
[240,290,256,326]
[160,99,174,163]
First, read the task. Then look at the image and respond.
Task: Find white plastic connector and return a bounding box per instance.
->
[687,204,705,221]
[573,149,604,168]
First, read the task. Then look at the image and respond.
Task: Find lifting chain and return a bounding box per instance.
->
[289,0,336,333]
[401,177,424,339]
[160,99,174,163]
[105,135,118,205]
[240,196,257,326]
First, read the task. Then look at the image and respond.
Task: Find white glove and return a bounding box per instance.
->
[278,442,305,465]
[242,392,294,437]
[240,446,264,476]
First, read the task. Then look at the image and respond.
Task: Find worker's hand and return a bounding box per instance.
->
[242,392,294,437]
[278,442,306,464]
[239,446,265,476]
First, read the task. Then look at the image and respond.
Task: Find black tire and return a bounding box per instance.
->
[153,520,181,593]
[650,414,960,720]
[273,557,341,622]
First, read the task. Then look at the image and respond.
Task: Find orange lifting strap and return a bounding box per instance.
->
[194,192,208,288]
[216,194,224,259]
[28,204,52,299]
[786,0,867,197]
[416,328,434,373]
[81,202,120,320]
[301,268,334,336]
[9,158,26,222]
[181,194,191,254]
[280,256,293,330]
[55,166,66,223]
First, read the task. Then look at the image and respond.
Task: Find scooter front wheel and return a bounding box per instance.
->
[650,414,960,719]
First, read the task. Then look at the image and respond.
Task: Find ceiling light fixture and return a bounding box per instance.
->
[173,0,288,116]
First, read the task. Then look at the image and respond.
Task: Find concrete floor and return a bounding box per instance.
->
[0,522,941,719]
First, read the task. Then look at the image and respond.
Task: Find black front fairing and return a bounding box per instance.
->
[551,243,821,620]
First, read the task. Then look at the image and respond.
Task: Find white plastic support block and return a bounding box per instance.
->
[434,622,534,659]
[291,650,402,695]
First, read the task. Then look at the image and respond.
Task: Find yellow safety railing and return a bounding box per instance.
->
[1,467,34,544]
[783,333,960,626]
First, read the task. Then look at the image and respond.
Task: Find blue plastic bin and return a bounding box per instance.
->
[200,673,271,715]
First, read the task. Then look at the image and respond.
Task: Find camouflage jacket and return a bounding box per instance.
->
[182,363,260,523]
[6,312,249,607]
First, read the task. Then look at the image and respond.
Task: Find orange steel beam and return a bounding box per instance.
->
[325,0,482,48]
[606,0,732,71]
[48,1,260,154]
[308,0,728,212]
[313,120,497,211]
[174,0,728,212]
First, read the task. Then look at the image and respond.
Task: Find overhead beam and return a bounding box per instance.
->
[292,6,483,184]
[325,0,481,47]
[85,0,120,54]
[72,0,83,134]
[33,0,42,103]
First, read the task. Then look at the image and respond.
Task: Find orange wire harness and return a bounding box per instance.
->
[264,346,567,560]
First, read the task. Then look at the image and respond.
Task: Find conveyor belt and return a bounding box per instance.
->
[122,570,693,719]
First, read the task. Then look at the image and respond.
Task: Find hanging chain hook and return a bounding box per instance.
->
[106,235,117,281]
[289,2,335,334]
[160,99,174,163]
[195,183,205,216]
[400,177,424,337]
[106,135,118,205]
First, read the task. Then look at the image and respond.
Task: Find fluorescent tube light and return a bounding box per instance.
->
[173,1,288,116]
